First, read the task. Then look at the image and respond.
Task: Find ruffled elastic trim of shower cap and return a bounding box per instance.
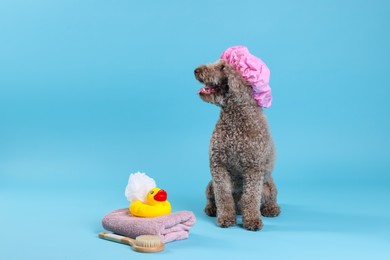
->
[220,46,272,108]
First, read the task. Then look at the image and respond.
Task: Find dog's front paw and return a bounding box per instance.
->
[243,217,263,231]
[217,214,236,228]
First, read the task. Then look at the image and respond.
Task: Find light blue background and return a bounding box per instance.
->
[1,0,389,259]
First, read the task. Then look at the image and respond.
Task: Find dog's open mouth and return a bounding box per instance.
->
[198,85,219,95]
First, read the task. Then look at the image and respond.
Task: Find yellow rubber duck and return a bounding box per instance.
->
[130,188,171,218]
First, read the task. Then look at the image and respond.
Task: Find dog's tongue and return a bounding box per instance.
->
[198,86,216,95]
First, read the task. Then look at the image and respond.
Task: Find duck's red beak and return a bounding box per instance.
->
[154,189,167,202]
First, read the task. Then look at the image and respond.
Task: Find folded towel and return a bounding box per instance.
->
[102,208,196,243]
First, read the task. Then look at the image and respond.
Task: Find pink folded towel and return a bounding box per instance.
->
[102,208,196,243]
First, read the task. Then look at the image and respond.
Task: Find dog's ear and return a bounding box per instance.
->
[225,67,254,105]
[226,69,245,96]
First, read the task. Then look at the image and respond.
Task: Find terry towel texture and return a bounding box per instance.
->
[102,208,196,243]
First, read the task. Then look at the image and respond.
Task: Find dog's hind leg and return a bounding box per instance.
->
[261,177,281,217]
[204,181,217,217]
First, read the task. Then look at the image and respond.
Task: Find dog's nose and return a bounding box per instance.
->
[194,68,201,75]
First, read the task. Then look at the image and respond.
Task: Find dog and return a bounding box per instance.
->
[194,46,280,231]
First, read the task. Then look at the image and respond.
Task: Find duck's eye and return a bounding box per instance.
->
[150,190,154,195]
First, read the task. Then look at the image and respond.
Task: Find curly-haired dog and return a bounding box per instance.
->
[194,46,280,231]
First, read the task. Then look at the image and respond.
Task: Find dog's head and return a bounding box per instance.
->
[194,60,255,108]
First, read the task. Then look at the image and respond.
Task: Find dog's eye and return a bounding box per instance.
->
[220,65,225,71]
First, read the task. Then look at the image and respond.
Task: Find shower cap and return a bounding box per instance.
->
[220,46,272,108]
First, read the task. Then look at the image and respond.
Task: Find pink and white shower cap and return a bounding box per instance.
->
[220,46,272,108]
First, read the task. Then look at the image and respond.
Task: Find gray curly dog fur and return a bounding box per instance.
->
[194,59,280,231]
